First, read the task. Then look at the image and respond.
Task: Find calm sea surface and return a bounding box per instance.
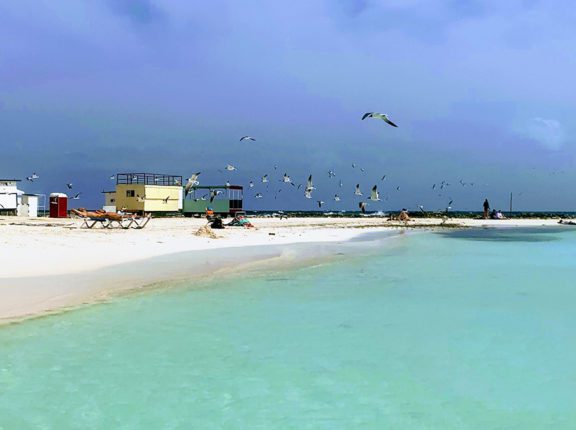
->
[1,228,576,429]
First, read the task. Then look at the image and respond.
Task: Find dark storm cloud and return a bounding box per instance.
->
[0,0,575,210]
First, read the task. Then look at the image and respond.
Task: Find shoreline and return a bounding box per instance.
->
[0,216,565,325]
[0,229,407,325]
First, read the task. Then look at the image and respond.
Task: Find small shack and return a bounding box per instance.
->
[17,194,40,217]
[183,185,243,217]
[0,179,22,215]
[0,179,44,217]
[115,173,183,213]
[49,193,68,218]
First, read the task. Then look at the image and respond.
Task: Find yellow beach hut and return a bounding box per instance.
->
[114,173,183,214]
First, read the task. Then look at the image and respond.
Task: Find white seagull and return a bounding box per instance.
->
[359,202,367,214]
[334,194,341,202]
[210,190,223,203]
[185,172,201,196]
[261,175,269,183]
[369,185,381,201]
[255,193,263,199]
[249,181,254,188]
[225,164,236,171]
[66,183,73,189]
[354,184,363,196]
[240,136,256,142]
[73,192,82,200]
[361,112,398,127]
[282,173,292,183]
[306,175,315,191]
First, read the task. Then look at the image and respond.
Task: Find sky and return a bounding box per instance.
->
[1,0,575,212]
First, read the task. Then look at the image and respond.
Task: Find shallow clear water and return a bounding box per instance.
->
[1,228,576,429]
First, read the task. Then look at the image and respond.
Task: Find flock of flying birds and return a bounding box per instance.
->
[183,112,404,213]
[23,112,521,212]
[25,173,83,199]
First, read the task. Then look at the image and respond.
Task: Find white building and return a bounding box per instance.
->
[0,179,42,217]
[0,179,22,215]
[17,194,40,217]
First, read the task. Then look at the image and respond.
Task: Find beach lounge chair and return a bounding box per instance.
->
[130,213,151,229]
[79,216,134,229]
[79,216,110,229]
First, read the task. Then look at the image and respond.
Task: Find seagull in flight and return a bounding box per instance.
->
[361,112,398,127]
[359,202,367,214]
[261,175,269,183]
[185,172,201,196]
[317,200,325,209]
[66,183,73,189]
[249,181,254,188]
[306,175,315,191]
[369,185,381,201]
[239,136,256,142]
[137,194,146,202]
[334,194,341,202]
[210,190,223,203]
[109,175,116,180]
[255,193,263,199]
[225,164,236,171]
[162,196,170,204]
[282,173,292,183]
[328,170,336,178]
[354,184,363,196]
[72,192,82,200]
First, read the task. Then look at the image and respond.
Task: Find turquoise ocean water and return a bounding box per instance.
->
[1,228,576,429]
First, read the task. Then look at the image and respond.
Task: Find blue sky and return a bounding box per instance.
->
[1,0,575,211]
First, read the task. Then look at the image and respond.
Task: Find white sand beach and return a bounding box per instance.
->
[0,215,564,324]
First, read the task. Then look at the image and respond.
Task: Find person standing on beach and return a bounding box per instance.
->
[483,199,490,219]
